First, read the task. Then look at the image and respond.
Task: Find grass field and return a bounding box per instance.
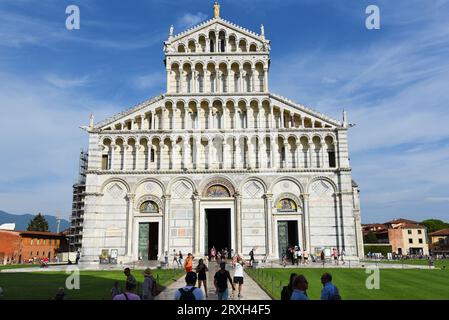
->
[362,259,449,269]
[246,267,449,300]
[0,269,184,300]
[0,264,39,271]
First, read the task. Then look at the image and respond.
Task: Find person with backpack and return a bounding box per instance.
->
[320,273,341,300]
[280,273,297,301]
[232,258,245,298]
[291,275,309,300]
[196,259,209,298]
[174,272,205,300]
[214,262,235,300]
[142,268,156,300]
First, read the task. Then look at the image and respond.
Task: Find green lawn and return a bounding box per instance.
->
[246,268,449,300]
[362,259,449,269]
[0,269,184,300]
[0,264,40,271]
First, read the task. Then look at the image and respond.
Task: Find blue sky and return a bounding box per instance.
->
[0,0,448,223]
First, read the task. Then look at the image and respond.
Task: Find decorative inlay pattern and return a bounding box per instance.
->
[244,181,263,198]
[108,183,124,199]
[173,181,192,198]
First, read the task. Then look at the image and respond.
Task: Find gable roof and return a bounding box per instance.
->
[170,17,267,44]
[429,228,449,237]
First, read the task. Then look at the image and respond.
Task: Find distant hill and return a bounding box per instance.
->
[0,211,70,232]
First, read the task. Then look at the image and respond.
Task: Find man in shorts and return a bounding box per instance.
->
[232,258,245,298]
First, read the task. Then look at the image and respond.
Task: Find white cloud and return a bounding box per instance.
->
[46,74,90,88]
[134,73,165,90]
[424,197,449,203]
[176,12,208,29]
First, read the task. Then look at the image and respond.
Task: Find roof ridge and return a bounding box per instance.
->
[94,94,165,129]
[270,92,342,126]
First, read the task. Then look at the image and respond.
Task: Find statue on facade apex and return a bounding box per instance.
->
[169,25,174,38]
[214,1,220,18]
[261,24,265,38]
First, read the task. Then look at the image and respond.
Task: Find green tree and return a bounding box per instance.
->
[363,231,378,244]
[27,213,49,232]
[421,219,449,234]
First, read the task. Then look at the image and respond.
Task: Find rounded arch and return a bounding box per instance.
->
[135,195,163,213]
[100,136,113,145]
[307,176,338,194]
[167,176,198,196]
[269,176,304,194]
[200,175,237,197]
[273,193,302,212]
[238,176,268,194]
[132,177,166,195]
[101,178,131,194]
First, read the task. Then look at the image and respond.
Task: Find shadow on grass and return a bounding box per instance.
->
[0,269,184,300]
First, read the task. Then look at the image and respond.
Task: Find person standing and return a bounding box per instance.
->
[172,249,179,267]
[214,262,235,300]
[249,248,255,268]
[232,259,245,298]
[210,246,216,262]
[184,253,194,273]
[303,250,309,265]
[321,273,341,300]
[320,250,325,266]
[178,251,184,267]
[290,275,309,300]
[196,259,209,298]
[332,248,339,265]
[142,268,156,300]
[281,273,297,301]
[75,251,80,264]
[124,268,137,287]
[175,272,205,300]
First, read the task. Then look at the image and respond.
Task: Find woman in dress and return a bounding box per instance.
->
[196,259,209,298]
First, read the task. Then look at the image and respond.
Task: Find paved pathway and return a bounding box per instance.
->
[156,260,271,300]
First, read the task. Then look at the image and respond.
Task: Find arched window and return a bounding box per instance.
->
[205,185,230,198]
[277,198,297,212]
[140,201,159,213]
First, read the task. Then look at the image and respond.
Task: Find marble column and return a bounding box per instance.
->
[302,194,311,251]
[235,192,242,254]
[193,193,201,256]
[110,144,116,170]
[264,68,269,92]
[163,195,171,255]
[125,193,135,256]
[264,193,274,257]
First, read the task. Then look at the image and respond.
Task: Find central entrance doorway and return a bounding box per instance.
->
[205,209,231,258]
[138,222,159,260]
[277,220,299,259]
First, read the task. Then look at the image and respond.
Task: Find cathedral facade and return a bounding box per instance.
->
[81,4,364,263]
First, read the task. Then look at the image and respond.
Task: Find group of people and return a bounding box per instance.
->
[175,256,246,300]
[111,267,160,300]
[283,245,310,266]
[281,272,341,300]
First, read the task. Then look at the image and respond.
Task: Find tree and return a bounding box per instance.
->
[27,213,49,232]
[363,231,378,244]
[421,219,449,234]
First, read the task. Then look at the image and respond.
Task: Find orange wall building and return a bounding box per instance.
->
[0,230,68,264]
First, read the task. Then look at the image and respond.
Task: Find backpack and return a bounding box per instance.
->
[178,287,197,300]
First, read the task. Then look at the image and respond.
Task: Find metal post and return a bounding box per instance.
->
[271,275,274,295]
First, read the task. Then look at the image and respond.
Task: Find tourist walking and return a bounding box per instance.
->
[113,281,141,300]
[173,249,180,268]
[178,251,184,267]
[142,268,156,300]
[290,275,309,300]
[332,248,339,265]
[75,251,80,264]
[196,259,209,298]
[124,268,137,287]
[320,273,341,300]
[303,250,309,264]
[281,273,297,301]
[184,253,194,273]
[232,258,245,298]
[214,262,235,300]
[249,248,255,268]
[175,272,205,300]
[210,246,216,262]
[320,250,325,266]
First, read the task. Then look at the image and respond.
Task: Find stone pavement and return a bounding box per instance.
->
[156,260,271,300]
